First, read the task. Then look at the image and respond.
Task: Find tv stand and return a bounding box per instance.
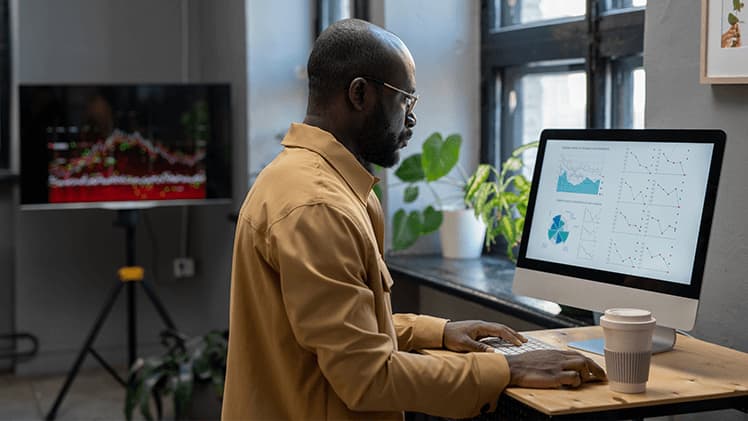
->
[568,325,678,355]
[45,209,177,420]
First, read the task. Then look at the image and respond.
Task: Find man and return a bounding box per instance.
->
[223,18,605,420]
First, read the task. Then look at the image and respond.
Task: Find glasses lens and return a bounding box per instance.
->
[407,97,417,115]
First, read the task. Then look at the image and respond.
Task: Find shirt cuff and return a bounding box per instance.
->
[411,315,449,349]
[471,353,511,415]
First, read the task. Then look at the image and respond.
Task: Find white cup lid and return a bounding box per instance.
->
[600,308,656,328]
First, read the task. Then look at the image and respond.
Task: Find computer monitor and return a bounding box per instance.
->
[20,84,232,210]
[513,129,725,353]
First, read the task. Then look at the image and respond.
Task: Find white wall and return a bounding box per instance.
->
[380,0,481,253]
[12,0,246,374]
[645,0,748,355]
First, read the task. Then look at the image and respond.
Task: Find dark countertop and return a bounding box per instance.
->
[385,254,591,328]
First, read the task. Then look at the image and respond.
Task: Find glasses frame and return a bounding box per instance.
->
[363,76,419,115]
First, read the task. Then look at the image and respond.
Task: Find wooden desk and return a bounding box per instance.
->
[485,326,748,420]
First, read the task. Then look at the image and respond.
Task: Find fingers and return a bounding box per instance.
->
[466,339,495,353]
[585,357,607,381]
[559,370,582,388]
[478,323,526,345]
[559,352,607,383]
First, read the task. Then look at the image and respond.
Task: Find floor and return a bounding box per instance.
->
[0,367,154,421]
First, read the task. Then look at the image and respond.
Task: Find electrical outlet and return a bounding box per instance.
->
[173,257,195,278]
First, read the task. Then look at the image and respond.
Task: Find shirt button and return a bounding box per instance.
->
[481,403,490,413]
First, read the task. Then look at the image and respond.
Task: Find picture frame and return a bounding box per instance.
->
[700,0,748,83]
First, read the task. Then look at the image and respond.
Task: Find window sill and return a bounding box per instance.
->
[385,254,591,328]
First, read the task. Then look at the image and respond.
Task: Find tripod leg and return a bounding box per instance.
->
[127,282,136,368]
[46,281,124,421]
[140,280,177,330]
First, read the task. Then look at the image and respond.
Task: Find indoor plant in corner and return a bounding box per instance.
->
[125,329,227,421]
[392,131,537,261]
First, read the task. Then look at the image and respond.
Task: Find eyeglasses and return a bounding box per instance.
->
[363,77,419,115]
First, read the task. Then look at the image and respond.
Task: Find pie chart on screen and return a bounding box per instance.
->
[547,215,569,244]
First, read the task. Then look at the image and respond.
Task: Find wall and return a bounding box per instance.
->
[11,0,246,375]
[380,0,482,254]
[0,182,15,372]
[645,0,748,354]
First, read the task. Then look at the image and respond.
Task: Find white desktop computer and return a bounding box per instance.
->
[513,129,725,354]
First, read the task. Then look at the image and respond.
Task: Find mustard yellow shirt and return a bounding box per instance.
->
[222,123,510,420]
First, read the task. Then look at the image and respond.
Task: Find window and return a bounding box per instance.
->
[481,0,646,169]
[316,0,369,36]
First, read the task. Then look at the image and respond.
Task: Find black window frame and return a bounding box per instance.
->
[0,0,9,170]
[480,0,645,166]
[315,0,370,37]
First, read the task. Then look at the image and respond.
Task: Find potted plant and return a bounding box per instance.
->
[125,329,227,421]
[391,131,537,261]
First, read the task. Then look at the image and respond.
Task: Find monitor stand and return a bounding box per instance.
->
[567,325,677,355]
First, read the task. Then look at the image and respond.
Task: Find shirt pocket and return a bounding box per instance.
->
[376,255,394,293]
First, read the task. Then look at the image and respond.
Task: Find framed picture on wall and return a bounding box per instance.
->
[701,0,748,83]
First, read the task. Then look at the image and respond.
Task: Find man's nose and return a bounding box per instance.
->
[406,112,417,128]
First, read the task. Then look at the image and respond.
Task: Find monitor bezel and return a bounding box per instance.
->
[516,129,725,300]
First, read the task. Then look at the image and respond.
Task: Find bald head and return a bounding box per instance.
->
[307,19,413,107]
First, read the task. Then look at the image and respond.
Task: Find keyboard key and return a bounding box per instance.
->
[479,336,559,355]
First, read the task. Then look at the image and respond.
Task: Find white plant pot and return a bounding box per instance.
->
[439,209,487,259]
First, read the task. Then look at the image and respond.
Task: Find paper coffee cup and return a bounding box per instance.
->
[600,308,656,393]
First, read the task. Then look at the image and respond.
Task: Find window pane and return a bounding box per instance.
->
[605,0,646,10]
[317,0,353,34]
[500,0,585,27]
[611,58,645,129]
[516,71,587,176]
[632,68,645,128]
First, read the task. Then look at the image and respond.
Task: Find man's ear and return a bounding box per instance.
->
[348,77,369,111]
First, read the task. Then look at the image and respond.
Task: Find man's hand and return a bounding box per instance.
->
[443,320,526,352]
[505,350,606,388]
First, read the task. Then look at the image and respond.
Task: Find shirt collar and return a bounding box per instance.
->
[281,123,380,204]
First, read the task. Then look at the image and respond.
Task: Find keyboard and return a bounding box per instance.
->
[479,335,559,356]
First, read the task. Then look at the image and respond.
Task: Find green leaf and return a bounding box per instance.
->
[465,164,492,201]
[421,206,443,234]
[394,154,424,182]
[516,202,528,218]
[139,369,163,421]
[514,217,525,239]
[422,132,461,181]
[733,0,741,11]
[499,216,515,246]
[513,175,531,192]
[392,209,421,250]
[403,185,419,203]
[212,372,225,398]
[502,157,522,172]
[502,191,522,205]
[511,141,539,157]
[729,12,739,25]
[373,184,382,201]
[473,183,494,212]
[173,361,194,420]
[154,388,164,421]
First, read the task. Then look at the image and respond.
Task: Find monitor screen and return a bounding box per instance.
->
[20,84,232,210]
[514,129,725,331]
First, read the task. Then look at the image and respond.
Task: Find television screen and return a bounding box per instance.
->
[20,84,232,209]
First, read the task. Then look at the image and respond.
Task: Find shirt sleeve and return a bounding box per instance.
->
[393,313,449,351]
[267,204,511,418]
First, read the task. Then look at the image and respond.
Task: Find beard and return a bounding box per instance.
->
[358,101,402,168]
